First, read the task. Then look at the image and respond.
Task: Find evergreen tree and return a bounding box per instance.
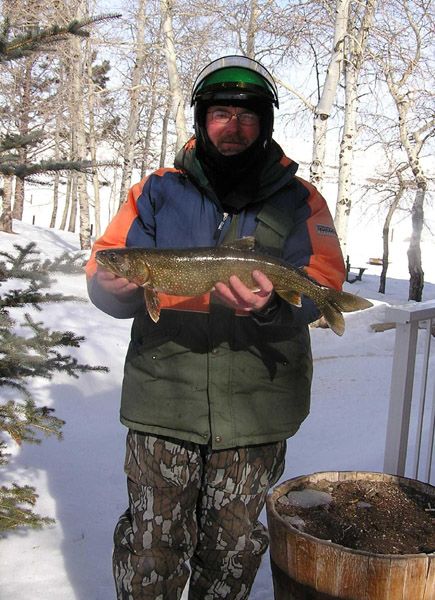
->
[0,13,120,233]
[0,241,107,533]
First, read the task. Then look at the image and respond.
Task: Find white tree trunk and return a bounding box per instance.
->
[0,175,14,233]
[86,39,101,238]
[380,0,431,301]
[334,0,377,255]
[334,66,356,257]
[159,105,171,168]
[70,34,90,249]
[50,112,61,228]
[397,107,427,301]
[160,0,188,151]
[246,0,259,58]
[118,0,148,207]
[310,0,350,191]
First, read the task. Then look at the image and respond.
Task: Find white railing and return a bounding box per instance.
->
[383,300,435,484]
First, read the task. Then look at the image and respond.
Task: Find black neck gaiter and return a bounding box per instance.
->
[195,101,272,211]
[197,132,267,211]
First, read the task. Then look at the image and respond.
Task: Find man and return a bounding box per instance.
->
[86,55,345,600]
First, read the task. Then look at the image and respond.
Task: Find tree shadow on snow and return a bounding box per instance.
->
[8,379,127,600]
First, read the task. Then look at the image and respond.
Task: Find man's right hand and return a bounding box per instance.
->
[96,268,139,297]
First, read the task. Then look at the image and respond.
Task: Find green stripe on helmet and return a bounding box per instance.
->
[199,67,270,90]
[191,55,279,107]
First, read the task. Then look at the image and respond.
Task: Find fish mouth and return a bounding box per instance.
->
[95,250,117,270]
[95,251,109,267]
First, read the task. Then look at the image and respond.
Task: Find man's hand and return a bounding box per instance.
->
[213,270,274,312]
[95,267,139,297]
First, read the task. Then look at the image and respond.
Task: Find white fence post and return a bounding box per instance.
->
[383,301,435,483]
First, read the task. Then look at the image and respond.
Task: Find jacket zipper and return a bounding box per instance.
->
[214,212,229,242]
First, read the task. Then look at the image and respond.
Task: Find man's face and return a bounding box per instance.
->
[205,105,260,156]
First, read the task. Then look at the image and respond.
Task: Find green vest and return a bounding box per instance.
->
[119,196,312,450]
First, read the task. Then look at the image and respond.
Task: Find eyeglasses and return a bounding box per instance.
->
[207,109,259,126]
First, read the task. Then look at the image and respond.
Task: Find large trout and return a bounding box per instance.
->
[95,237,373,335]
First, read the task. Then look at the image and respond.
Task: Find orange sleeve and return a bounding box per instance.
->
[85,178,146,279]
[298,177,346,290]
[85,174,211,315]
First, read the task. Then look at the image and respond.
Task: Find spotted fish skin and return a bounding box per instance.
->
[95,239,373,335]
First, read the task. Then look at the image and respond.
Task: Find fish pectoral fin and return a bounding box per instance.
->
[275,289,302,307]
[221,236,256,251]
[144,287,161,323]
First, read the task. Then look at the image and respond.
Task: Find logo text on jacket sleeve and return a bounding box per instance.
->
[316,224,337,237]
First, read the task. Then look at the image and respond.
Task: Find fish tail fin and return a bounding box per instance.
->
[319,289,373,336]
[325,289,373,313]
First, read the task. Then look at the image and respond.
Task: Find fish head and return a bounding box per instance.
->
[95,248,151,286]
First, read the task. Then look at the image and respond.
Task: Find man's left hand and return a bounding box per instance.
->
[213,270,274,312]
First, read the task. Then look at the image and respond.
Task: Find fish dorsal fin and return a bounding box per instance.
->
[144,287,161,323]
[221,236,256,251]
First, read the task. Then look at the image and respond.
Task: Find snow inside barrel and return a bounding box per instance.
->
[266,471,435,599]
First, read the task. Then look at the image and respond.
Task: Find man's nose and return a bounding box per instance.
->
[224,114,241,131]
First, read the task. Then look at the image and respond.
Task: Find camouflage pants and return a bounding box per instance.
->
[113,431,286,600]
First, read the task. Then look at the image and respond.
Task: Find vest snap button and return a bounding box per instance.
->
[215,435,222,443]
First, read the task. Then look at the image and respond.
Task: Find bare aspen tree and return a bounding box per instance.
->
[2,1,50,223]
[334,0,377,255]
[139,66,161,178]
[373,0,434,301]
[118,0,148,207]
[378,166,408,294]
[136,36,164,179]
[0,175,13,232]
[246,0,259,58]
[310,0,350,191]
[11,56,33,221]
[86,39,102,237]
[160,0,188,151]
[272,0,351,192]
[363,150,411,295]
[60,164,73,230]
[159,104,171,168]
[67,174,78,232]
[50,113,61,228]
[70,35,91,249]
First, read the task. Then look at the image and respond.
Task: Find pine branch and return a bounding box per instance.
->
[0,243,108,532]
[0,131,43,153]
[0,159,120,179]
[0,242,46,272]
[0,242,87,280]
[0,287,80,310]
[41,251,87,274]
[0,484,54,534]
[0,400,64,445]
[1,159,95,178]
[0,14,121,63]
[0,313,108,386]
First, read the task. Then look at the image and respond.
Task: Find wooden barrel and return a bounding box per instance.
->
[266,471,435,600]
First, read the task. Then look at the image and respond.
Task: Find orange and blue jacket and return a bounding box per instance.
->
[86,138,345,323]
[85,138,346,449]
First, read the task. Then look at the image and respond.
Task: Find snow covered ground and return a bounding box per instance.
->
[0,220,434,600]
